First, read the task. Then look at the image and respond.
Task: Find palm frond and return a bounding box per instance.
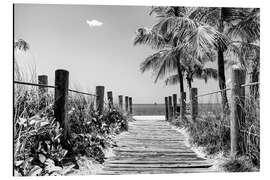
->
[195,7,220,27]
[164,74,179,85]
[222,8,251,22]
[187,25,229,58]
[140,50,167,73]
[14,39,29,51]
[152,15,197,40]
[149,6,171,18]
[133,28,166,49]
[227,8,260,42]
[193,67,218,83]
[225,41,260,70]
[153,49,178,83]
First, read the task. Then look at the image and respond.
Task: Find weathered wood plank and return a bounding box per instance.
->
[98,117,213,174]
[106,163,212,168]
[107,160,211,165]
[101,167,214,173]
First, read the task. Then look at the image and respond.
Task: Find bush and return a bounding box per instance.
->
[221,156,258,172]
[175,115,230,155]
[14,88,129,176]
[173,94,260,171]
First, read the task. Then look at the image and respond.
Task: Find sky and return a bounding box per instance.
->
[14,4,225,104]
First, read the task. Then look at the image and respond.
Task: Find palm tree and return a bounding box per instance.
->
[191,7,259,113]
[165,65,218,91]
[134,6,228,98]
[14,39,29,51]
[134,27,186,93]
[225,8,260,97]
[14,39,30,81]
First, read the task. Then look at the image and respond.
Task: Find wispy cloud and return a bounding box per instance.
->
[86,19,103,27]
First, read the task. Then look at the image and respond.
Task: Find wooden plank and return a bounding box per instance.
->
[98,117,213,174]
[106,163,212,168]
[99,168,216,174]
[102,167,213,172]
[109,157,206,161]
[107,160,211,164]
[114,149,196,153]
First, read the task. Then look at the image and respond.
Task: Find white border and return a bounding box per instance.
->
[1,0,269,180]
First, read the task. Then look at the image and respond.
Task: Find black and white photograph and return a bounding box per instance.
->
[8,0,265,177]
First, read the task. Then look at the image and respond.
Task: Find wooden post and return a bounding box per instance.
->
[125,96,129,113]
[168,96,173,121]
[38,75,48,95]
[231,67,246,157]
[38,75,48,110]
[96,86,105,114]
[165,97,169,121]
[172,94,177,118]
[190,88,198,121]
[129,97,133,114]
[118,95,123,110]
[180,92,186,121]
[107,91,113,109]
[54,69,69,139]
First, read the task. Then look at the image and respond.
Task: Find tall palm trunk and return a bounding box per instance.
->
[187,78,192,91]
[218,8,229,115]
[173,6,184,94]
[187,78,193,103]
[176,58,184,93]
[249,69,259,98]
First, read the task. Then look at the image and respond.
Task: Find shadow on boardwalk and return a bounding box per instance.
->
[98,116,215,175]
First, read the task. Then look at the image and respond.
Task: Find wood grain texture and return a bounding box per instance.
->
[98,117,214,174]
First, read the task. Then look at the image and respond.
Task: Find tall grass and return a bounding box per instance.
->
[13,61,129,176]
[173,89,260,172]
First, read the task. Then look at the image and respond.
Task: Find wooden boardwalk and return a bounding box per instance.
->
[99,117,214,174]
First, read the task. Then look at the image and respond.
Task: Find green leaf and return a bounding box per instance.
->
[14,160,24,167]
[27,165,42,176]
[39,154,46,163]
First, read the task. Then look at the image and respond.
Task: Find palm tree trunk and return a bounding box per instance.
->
[187,79,192,104]
[217,49,229,112]
[187,79,192,90]
[176,58,184,93]
[249,69,259,98]
[218,8,229,115]
[173,6,184,94]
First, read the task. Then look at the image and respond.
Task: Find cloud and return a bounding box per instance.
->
[86,19,103,27]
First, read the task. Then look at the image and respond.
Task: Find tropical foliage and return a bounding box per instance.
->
[14,40,129,176]
[134,7,228,96]
[134,6,260,112]
[133,6,260,172]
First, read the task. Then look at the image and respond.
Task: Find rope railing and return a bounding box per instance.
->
[195,87,231,98]
[14,80,55,89]
[14,80,97,97]
[68,88,97,97]
[195,82,260,98]
[241,82,260,87]
[14,78,130,112]
[14,69,133,159]
[165,68,259,158]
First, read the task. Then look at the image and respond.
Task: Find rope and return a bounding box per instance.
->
[68,89,97,97]
[14,81,97,97]
[241,82,260,87]
[14,81,55,88]
[195,81,260,98]
[196,88,231,98]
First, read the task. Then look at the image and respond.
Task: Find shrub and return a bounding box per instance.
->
[14,88,129,176]
[173,93,260,171]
